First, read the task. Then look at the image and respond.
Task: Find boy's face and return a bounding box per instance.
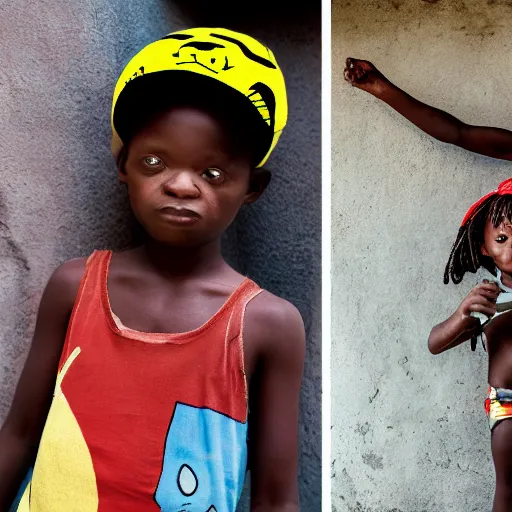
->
[120,106,267,247]
[482,216,512,276]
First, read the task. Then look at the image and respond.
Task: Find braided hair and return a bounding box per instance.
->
[444,193,512,284]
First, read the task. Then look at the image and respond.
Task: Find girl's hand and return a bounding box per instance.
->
[456,280,500,321]
[344,58,389,97]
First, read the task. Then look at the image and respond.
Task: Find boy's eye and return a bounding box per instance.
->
[496,235,508,243]
[143,156,163,168]
[201,168,224,183]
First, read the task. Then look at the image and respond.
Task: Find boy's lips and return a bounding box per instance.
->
[158,205,200,224]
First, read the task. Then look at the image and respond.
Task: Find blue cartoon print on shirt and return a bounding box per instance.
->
[154,403,248,512]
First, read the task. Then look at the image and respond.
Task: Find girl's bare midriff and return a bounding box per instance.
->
[486,311,512,388]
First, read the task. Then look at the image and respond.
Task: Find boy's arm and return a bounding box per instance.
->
[0,258,84,509]
[344,58,512,161]
[245,293,305,512]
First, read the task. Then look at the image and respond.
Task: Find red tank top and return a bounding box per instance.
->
[17,250,262,512]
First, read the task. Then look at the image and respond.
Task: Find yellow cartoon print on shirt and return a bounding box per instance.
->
[17,347,98,512]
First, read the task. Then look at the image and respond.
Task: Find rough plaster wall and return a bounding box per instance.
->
[332,1,512,511]
[0,1,321,510]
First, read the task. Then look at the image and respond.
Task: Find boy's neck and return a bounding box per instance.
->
[137,238,227,279]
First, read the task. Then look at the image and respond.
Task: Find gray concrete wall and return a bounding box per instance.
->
[332,1,512,511]
[0,1,321,510]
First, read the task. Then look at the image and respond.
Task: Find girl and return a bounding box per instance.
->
[429,178,512,512]
[0,28,305,512]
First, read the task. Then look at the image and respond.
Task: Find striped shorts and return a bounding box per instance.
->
[485,386,512,431]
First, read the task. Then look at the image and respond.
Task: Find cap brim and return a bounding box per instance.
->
[112,70,273,167]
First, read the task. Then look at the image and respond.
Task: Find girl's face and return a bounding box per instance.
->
[482,216,512,278]
[120,106,265,247]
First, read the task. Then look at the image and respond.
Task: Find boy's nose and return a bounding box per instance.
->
[162,171,200,199]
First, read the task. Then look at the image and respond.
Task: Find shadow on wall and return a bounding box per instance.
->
[171,0,319,28]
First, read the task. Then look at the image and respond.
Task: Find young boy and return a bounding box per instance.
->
[0,28,305,512]
[344,57,512,161]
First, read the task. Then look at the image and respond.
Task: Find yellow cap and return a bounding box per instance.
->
[111,27,288,168]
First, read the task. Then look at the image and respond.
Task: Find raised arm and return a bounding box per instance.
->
[0,258,84,509]
[245,293,305,512]
[344,58,512,161]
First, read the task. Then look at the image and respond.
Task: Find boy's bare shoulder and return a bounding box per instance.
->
[244,290,305,356]
[51,257,87,284]
[45,257,88,306]
[246,290,303,326]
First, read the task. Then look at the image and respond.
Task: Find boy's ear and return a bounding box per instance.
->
[118,165,128,183]
[481,243,489,257]
[244,168,271,204]
[117,147,128,183]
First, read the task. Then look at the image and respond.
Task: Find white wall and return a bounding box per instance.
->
[332,1,512,510]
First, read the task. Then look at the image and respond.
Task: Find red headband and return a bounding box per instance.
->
[461,178,512,226]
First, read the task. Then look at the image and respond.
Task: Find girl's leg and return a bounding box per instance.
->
[491,419,512,512]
